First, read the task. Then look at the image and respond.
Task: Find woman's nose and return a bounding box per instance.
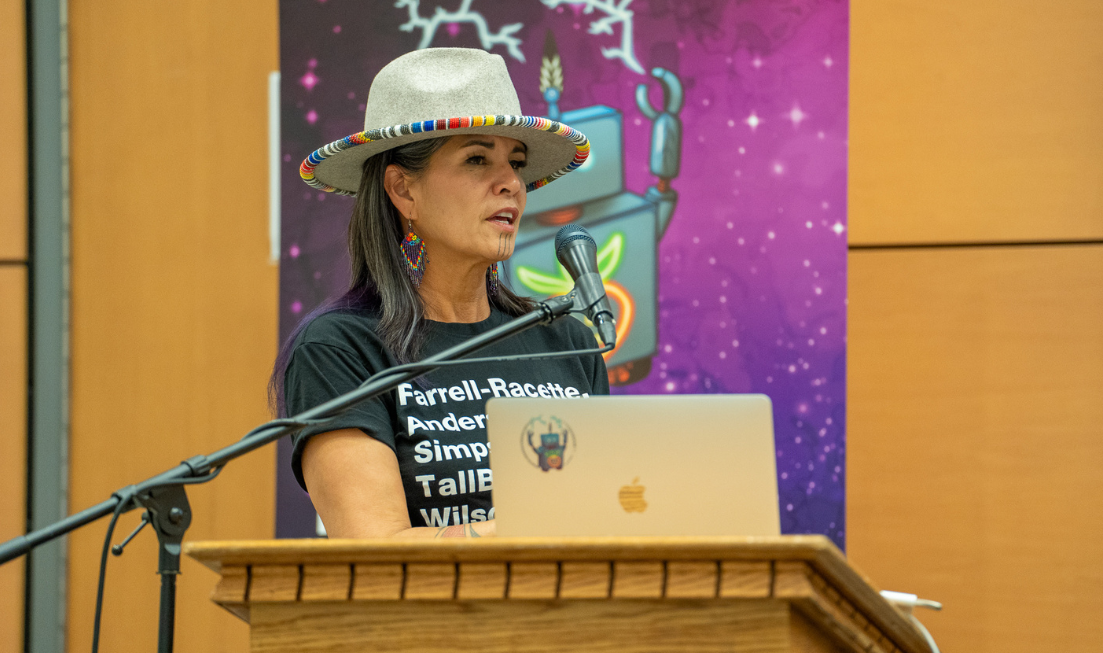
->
[494,161,522,195]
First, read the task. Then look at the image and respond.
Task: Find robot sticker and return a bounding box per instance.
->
[521,415,576,472]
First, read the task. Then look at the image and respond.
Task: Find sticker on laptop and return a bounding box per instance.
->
[521,415,575,472]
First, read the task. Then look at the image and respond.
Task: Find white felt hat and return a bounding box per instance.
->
[299,48,590,196]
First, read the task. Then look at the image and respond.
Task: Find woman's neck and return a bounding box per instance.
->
[417,257,492,323]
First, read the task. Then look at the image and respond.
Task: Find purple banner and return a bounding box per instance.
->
[277,0,849,548]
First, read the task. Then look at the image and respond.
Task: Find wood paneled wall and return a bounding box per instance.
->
[0,268,27,653]
[848,1,1103,652]
[67,1,279,652]
[850,0,1103,245]
[0,1,26,260]
[848,247,1103,651]
[57,1,1103,653]
[0,0,27,649]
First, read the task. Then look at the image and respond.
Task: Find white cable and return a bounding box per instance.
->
[880,590,942,653]
[908,614,941,653]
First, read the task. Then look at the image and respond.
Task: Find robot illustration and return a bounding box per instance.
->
[526,421,572,471]
[504,30,684,386]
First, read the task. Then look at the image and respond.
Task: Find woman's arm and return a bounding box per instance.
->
[301,428,495,539]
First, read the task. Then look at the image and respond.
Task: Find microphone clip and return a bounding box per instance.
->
[568,276,617,349]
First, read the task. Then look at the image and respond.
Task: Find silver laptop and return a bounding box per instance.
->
[486,394,781,537]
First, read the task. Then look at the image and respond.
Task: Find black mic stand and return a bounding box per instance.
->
[0,293,577,653]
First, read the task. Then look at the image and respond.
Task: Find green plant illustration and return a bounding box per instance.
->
[515,232,625,295]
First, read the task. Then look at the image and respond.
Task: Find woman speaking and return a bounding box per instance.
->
[270,48,609,539]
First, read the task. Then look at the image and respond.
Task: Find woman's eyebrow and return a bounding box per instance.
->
[459,138,528,155]
[460,138,496,150]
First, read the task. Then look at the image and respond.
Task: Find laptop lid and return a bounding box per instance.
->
[486,394,781,537]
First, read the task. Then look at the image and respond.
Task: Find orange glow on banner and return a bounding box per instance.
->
[602,280,634,361]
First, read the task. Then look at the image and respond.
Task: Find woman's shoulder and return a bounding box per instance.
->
[295,308,384,353]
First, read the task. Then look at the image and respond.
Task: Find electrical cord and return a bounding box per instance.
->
[91,490,133,653]
[90,464,225,653]
[909,615,941,653]
[238,417,330,441]
[142,464,225,490]
[879,590,942,653]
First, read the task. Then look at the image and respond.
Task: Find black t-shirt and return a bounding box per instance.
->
[284,306,609,528]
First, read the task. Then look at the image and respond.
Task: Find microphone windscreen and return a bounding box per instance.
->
[554,224,596,256]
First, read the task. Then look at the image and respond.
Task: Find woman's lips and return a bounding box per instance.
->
[486,208,519,230]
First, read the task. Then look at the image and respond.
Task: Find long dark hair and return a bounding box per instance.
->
[269,137,536,416]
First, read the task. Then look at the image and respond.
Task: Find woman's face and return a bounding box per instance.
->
[395,135,528,269]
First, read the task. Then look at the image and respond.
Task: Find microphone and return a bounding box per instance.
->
[554,225,617,348]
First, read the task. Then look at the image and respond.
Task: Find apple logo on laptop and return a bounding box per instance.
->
[618,478,647,513]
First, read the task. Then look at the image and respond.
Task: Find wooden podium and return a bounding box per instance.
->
[185,536,929,653]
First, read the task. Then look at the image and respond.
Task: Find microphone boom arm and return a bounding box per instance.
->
[0,293,576,566]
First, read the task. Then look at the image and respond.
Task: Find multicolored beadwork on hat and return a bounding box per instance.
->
[299,114,590,196]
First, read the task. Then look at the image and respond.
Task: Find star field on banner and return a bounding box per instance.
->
[275,0,849,548]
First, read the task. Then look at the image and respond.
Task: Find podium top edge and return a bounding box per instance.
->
[184,534,842,572]
[184,535,927,652]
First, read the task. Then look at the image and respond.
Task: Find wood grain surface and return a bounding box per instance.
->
[404,563,457,600]
[456,562,508,600]
[250,565,300,603]
[848,245,1103,652]
[211,565,249,605]
[790,609,848,653]
[665,561,719,599]
[776,563,894,653]
[210,565,250,622]
[249,600,792,653]
[558,561,611,598]
[300,564,351,601]
[611,561,664,598]
[0,1,27,647]
[66,1,279,652]
[185,536,931,653]
[352,564,403,601]
[0,0,26,260]
[850,0,1103,244]
[186,535,852,569]
[721,561,772,598]
[508,562,559,599]
[0,268,26,652]
[45,2,1102,653]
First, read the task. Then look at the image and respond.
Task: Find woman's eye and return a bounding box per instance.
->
[511,159,528,170]
[466,155,486,165]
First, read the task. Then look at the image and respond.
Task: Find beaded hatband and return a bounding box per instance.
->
[401,230,427,288]
[300,115,590,196]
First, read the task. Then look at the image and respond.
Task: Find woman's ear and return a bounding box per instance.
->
[383,164,416,221]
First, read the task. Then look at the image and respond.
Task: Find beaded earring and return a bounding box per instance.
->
[486,262,499,297]
[401,221,427,288]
